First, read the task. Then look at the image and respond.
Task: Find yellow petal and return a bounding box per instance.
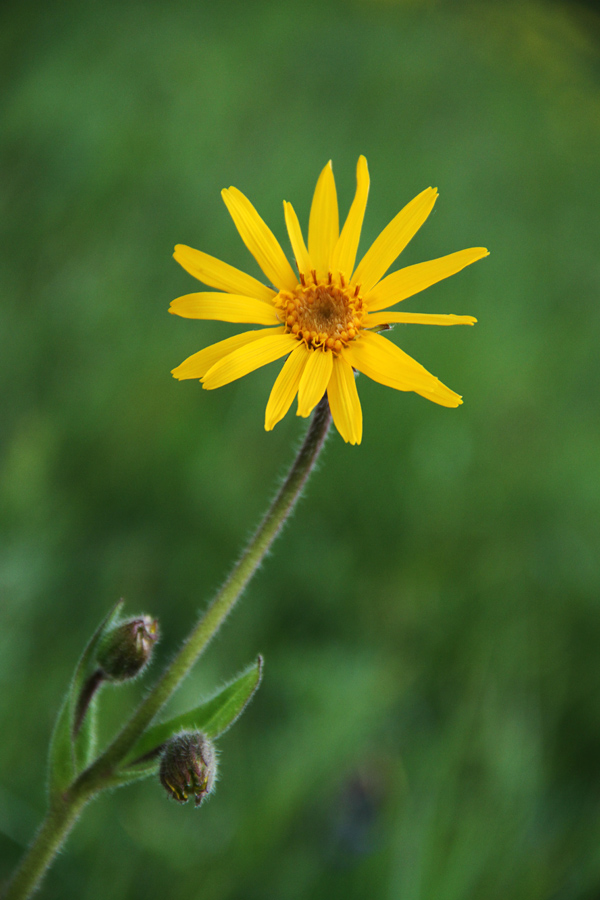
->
[202,333,296,390]
[344,331,462,406]
[283,201,313,277]
[365,247,489,312]
[264,343,309,430]
[171,327,284,381]
[221,187,298,291]
[308,161,339,279]
[365,312,477,328]
[173,244,276,304]
[297,348,334,418]
[169,293,280,325]
[330,156,370,281]
[351,187,438,295]
[327,356,363,445]
[412,384,464,408]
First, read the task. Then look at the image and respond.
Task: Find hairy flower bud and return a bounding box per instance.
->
[96,616,159,682]
[159,732,217,807]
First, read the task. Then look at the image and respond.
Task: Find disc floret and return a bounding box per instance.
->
[275,271,365,352]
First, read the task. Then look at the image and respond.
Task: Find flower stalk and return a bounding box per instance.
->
[2,397,332,900]
[81,394,331,782]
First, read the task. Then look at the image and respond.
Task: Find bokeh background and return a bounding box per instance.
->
[2,0,600,897]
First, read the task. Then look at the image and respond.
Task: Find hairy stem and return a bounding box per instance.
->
[2,790,89,900]
[88,395,332,778]
[3,397,332,900]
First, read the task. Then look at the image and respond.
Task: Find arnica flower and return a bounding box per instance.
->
[170,157,488,444]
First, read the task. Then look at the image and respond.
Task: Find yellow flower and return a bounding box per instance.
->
[170,157,488,445]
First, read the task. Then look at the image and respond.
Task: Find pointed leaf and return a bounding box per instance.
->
[123,657,263,766]
[47,601,123,798]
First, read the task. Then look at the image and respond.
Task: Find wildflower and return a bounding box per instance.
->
[170,158,487,444]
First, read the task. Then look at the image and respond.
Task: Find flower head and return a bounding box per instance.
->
[159,732,217,807]
[171,158,487,444]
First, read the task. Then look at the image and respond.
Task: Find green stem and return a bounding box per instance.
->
[97,395,331,772]
[3,397,332,900]
[2,790,88,900]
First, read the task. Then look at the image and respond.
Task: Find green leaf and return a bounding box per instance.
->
[47,600,124,799]
[122,656,263,768]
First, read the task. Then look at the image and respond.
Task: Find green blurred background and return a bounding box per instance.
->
[2,0,600,897]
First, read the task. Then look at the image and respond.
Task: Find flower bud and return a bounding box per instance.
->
[96,616,159,682]
[159,732,217,807]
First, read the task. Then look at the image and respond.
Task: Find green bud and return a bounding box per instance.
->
[96,615,159,682]
[159,732,217,807]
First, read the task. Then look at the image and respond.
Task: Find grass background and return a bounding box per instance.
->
[1,0,600,897]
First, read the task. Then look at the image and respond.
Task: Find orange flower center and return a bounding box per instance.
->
[276,275,365,351]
